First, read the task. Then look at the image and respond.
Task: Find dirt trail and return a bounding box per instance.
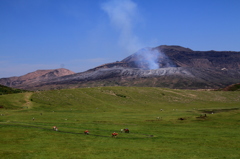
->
[23,92,33,109]
[162,89,196,98]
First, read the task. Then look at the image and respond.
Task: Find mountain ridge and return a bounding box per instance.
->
[1,45,240,90]
[88,45,240,71]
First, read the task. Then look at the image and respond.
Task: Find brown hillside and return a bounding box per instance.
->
[222,83,240,91]
[0,68,75,88]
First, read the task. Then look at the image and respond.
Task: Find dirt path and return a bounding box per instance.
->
[23,92,33,109]
[162,89,196,98]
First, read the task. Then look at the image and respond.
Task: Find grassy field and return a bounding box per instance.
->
[0,87,240,159]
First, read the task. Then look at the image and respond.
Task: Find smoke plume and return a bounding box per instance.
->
[101,0,175,70]
[101,0,142,53]
[135,48,159,70]
[134,47,176,70]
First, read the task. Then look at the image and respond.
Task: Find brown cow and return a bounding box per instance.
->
[84,130,89,135]
[112,132,118,137]
[124,128,129,133]
[53,126,56,130]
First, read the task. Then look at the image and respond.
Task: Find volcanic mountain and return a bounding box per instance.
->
[1,45,240,90]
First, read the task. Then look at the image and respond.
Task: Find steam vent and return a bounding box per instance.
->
[121,47,176,70]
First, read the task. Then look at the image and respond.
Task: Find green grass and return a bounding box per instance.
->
[0,87,240,158]
[0,84,29,95]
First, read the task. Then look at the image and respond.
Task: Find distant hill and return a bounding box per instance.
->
[0,84,28,95]
[0,68,75,89]
[1,45,240,91]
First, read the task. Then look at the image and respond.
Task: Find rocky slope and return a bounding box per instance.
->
[1,45,240,90]
[90,45,240,71]
[19,67,240,91]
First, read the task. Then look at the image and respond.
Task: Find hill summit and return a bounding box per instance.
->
[90,45,240,71]
[0,68,74,88]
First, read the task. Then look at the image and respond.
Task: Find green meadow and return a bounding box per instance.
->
[0,87,240,159]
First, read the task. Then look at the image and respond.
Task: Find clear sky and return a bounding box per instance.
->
[1,0,240,78]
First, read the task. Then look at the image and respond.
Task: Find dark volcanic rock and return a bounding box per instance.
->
[157,45,240,70]
[88,45,240,71]
[18,67,240,91]
[1,45,240,90]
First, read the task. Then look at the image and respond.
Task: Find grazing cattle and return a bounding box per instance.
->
[53,126,57,131]
[84,130,89,135]
[178,118,184,120]
[112,132,118,137]
[124,128,129,133]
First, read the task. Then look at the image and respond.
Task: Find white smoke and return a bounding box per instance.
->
[101,0,176,70]
[101,0,142,53]
[134,47,176,70]
[136,48,159,70]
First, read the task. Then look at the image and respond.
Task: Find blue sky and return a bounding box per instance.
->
[1,0,240,78]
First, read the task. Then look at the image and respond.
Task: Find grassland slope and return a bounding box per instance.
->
[0,87,240,159]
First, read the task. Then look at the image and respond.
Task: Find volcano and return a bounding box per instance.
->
[1,45,240,90]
